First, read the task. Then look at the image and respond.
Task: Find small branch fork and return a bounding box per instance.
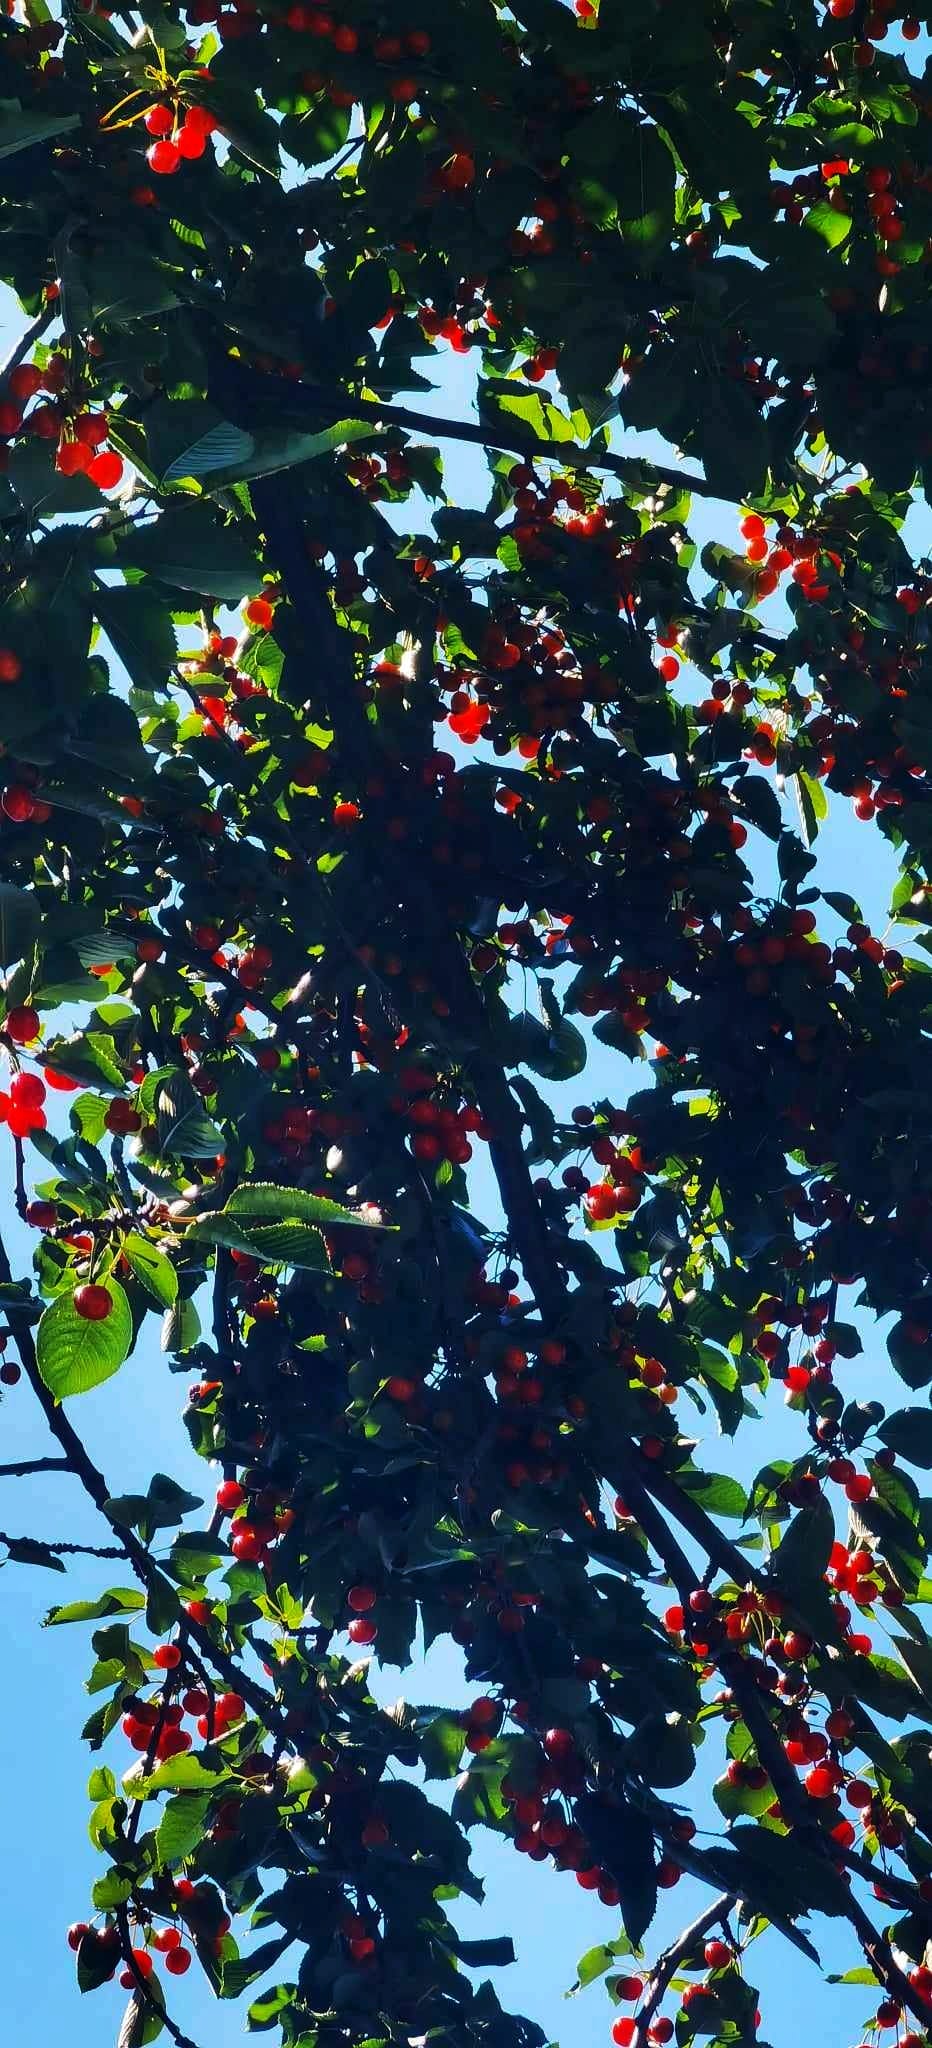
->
[634,1895,736,2048]
[115,1905,204,2048]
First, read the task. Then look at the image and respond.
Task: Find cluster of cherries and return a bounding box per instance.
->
[68,1874,234,1987]
[142,98,217,176]
[0,356,124,488]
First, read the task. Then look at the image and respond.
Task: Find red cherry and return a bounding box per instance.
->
[184,103,217,136]
[7,1007,41,1045]
[244,596,275,630]
[7,364,41,402]
[2,786,37,824]
[176,123,207,160]
[165,1947,192,1974]
[348,1617,378,1644]
[153,1643,182,1670]
[0,648,21,682]
[73,1283,113,1321]
[11,1071,45,1109]
[439,152,475,191]
[145,103,174,135]
[347,1585,377,1612]
[44,1067,78,1091]
[55,439,90,476]
[147,138,181,175]
[88,449,124,490]
[216,1479,246,1512]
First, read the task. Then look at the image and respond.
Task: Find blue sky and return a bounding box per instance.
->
[0,71,928,2046]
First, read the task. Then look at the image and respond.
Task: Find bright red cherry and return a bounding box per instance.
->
[88,449,124,489]
[73,1283,113,1321]
[144,103,174,135]
[147,138,181,175]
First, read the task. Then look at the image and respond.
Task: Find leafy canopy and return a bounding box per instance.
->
[4,2,932,2047]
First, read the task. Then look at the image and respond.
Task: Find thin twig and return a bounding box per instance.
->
[0,308,53,388]
[0,1224,289,1736]
[0,1456,71,1477]
[114,1904,204,2048]
[0,1532,125,1557]
[12,1133,27,1220]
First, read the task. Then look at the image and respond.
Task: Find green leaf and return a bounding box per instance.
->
[122,1234,179,1309]
[45,1588,145,1625]
[246,1981,298,2031]
[224,1182,379,1227]
[106,1473,202,1540]
[0,106,79,156]
[161,1296,201,1355]
[219,1939,292,2001]
[878,1408,932,1470]
[451,1937,515,1969]
[1,1535,66,1571]
[677,1468,748,1519]
[93,583,178,695]
[123,1753,230,1797]
[114,505,259,600]
[420,1710,468,1779]
[155,1791,211,1865]
[0,882,39,966]
[35,1281,132,1398]
[146,1569,180,1635]
[212,417,374,488]
[773,1495,835,1586]
[804,199,852,248]
[144,400,257,485]
[155,1071,224,1159]
[573,1945,621,1991]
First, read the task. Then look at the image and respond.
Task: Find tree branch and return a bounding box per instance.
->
[220,358,715,500]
